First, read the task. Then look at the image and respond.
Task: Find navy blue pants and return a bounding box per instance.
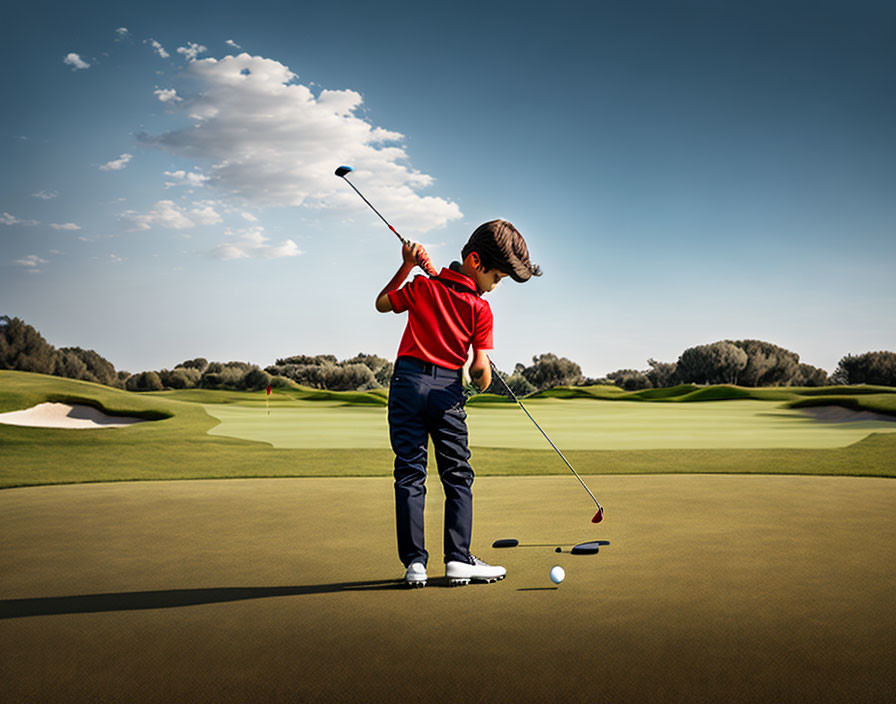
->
[388,356,473,568]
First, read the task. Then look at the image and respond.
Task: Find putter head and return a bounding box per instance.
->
[592,507,604,523]
[334,165,353,177]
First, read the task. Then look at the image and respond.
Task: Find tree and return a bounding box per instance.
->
[275,354,338,366]
[53,348,88,380]
[241,366,272,391]
[374,362,394,387]
[831,351,896,386]
[506,373,536,397]
[646,359,677,388]
[57,346,117,386]
[200,362,254,389]
[0,316,57,374]
[793,363,828,387]
[159,367,200,389]
[125,371,163,391]
[178,358,209,373]
[520,353,583,391]
[323,363,376,391]
[343,353,390,375]
[265,363,327,388]
[677,342,748,385]
[726,340,801,386]
[607,369,652,391]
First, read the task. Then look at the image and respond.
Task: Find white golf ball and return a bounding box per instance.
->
[549,565,565,584]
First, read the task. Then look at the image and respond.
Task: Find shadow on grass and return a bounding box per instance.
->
[0,576,507,618]
[0,581,410,619]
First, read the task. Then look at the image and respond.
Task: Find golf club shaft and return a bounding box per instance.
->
[340,176,410,247]
[488,359,603,511]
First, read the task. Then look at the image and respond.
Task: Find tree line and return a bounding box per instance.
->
[2,316,895,394]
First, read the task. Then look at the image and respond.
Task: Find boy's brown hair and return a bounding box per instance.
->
[462,219,542,282]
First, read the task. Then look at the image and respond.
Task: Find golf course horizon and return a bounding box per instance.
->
[2,369,895,490]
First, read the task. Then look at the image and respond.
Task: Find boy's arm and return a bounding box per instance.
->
[469,349,492,392]
[375,243,429,312]
[375,262,413,312]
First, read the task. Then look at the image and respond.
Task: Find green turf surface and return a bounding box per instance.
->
[2,370,895,488]
[2,475,893,703]
[203,397,896,450]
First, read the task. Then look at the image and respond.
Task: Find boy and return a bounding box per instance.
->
[375,219,541,587]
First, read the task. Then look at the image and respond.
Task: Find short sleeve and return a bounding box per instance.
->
[387,276,421,314]
[471,301,494,350]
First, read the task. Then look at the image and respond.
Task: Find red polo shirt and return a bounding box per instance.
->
[387,266,494,369]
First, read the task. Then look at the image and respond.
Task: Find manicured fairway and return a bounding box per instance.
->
[1,475,893,703]
[204,401,390,448]
[203,398,896,450]
[3,371,896,486]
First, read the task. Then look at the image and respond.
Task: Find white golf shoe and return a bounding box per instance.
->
[445,555,506,586]
[404,561,427,588]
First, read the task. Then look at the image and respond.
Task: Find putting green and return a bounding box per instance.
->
[1,475,892,703]
[203,398,896,450]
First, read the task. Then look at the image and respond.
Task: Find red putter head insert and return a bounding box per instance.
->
[592,507,604,523]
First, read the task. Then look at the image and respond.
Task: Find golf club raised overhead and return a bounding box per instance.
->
[334,165,408,246]
[489,359,605,523]
[335,165,438,276]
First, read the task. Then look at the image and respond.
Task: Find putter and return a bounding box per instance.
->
[334,165,437,275]
[489,359,605,523]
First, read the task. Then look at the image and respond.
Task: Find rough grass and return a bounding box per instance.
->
[2,370,895,489]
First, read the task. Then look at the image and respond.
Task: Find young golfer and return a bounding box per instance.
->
[375,219,541,587]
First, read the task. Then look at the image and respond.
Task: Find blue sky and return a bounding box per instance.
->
[2,0,894,378]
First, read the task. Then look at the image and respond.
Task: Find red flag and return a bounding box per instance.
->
[266,385,272,395]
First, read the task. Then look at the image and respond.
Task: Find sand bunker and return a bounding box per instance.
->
[0,402,146,429]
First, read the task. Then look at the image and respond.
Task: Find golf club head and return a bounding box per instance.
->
[592,507,604,523]
[335,165,354,177]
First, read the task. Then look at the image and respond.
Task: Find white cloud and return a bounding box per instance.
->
[268,240,301,258]
[163,169,209,188]
[13,255,48,272]
[241,211,258,222]
[109,254,126,262]
[32,190,58,200]
[50,222,81,230]
[2,212,39,226]
[190,204,222,225]
[120,200,222,230]
[64,53,90,70]
[177,42,207,61]
[146,38,169,59]
[225,40,242,49]
[121,200,196,231]
[211,226,301,260]
[211,243,249,260]
[155,88,182,103]
[115,28,130,40]
[99,153,133,171]
[139,52,462,232]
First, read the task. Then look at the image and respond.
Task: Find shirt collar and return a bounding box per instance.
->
[437,266,479,295]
